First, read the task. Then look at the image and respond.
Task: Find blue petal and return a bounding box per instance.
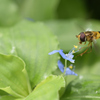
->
[58,60,64,73]
[65,68,78,76]
[58,50,74,63]
[25,18,35,22]
[68,58,75,63]
[66,52,74,59]
[58,50,66,59]
[48,49,75,63]
[48,50,59,55]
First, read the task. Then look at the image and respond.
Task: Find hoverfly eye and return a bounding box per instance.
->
[80,32,86,42]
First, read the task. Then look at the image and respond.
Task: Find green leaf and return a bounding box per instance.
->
[25,75,65,100]
[0,95,16,100]
[61,74,100,100]
[21,0,60,20]
[0,90,8,96]
[0,20,59,88]
[0,54,31,98]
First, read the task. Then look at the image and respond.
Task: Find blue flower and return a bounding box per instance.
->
[49,49,75,63]
[58,60,78,76]
[25,18,35,22]
[57,60,64,73]
[49,46,79,63]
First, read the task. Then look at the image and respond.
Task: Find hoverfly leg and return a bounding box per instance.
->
[78,45,89,50]
[88,42,92,46]
[80,43,92,56]
[80,47,90,56]
[75,47,89,57]
[76,43,92,57]
[76,35,78,38]
[86,44,92,54]
[78,41,82,45]
[78,41,86,45]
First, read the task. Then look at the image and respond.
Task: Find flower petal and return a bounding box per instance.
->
[66,53,74,59]
[59,50,75,63]
[68,58,75,63]
[48,49,75,63]
[65,68,78,76]
[58,60,64,73]
[48,50,59,55]
[25,18,34,21]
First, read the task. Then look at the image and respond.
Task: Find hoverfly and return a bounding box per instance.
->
[76,31,100,56]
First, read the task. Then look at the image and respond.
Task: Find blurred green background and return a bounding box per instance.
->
[1,0,100,25]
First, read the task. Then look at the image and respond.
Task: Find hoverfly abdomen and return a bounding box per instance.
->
[80,32,86,42]
[96,31,100,39]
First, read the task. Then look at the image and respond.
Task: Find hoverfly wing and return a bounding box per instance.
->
[93,39,100,55]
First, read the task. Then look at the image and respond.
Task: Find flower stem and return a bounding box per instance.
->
[64,59,67,85]
[65,59,67,68]
[64,59,67,75]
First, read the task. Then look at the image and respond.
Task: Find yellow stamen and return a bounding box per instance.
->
[69,66,73,69]
[72,50,75,53]
[74,45,78,48]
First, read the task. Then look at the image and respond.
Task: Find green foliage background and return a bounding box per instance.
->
[0,0,100,100]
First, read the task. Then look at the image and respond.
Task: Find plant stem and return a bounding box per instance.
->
[65,59,67,68]
[64,59,67,74]
[64,59,67,85]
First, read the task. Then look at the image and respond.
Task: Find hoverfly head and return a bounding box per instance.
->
[79,32,86,42]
